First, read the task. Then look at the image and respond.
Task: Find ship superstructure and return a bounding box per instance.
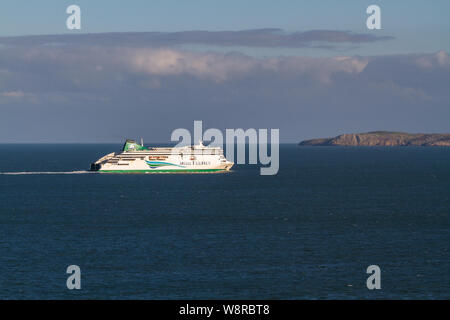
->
[90,139,234,173]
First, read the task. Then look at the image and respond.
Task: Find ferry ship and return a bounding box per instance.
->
[90,139,234,173]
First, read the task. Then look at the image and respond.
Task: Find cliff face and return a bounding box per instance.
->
[299,131,450,146]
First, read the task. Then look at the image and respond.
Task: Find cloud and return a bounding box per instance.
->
[0,29,393,49]
[128,49,256,81]
[2,90,27,98]
[0,32,448,142]
[129,49,369,82]
[0,90,37,104]
[264,55,369,83]
[415,50,450,69]
[0,36,446,90]
[0,44,370,82]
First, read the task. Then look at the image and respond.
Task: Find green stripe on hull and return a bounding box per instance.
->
[99,169,226,173]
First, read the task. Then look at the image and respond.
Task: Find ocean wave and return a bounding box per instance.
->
[0,171,91,175]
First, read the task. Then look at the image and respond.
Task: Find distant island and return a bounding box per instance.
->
[299,131,450,146]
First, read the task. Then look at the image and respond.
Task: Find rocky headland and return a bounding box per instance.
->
[299,131,450,146]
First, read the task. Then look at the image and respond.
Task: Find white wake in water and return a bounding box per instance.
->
[0,171,91,175]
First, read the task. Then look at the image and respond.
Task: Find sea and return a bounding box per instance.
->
[0,144,449,299]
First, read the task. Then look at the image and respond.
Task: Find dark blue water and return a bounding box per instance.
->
[0,144,449,299]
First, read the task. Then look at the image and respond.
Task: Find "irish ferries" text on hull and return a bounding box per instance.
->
[90,139,234,173]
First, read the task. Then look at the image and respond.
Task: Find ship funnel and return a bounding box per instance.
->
[123,139,147,151]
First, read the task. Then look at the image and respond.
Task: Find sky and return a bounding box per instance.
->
[0,0,449,142]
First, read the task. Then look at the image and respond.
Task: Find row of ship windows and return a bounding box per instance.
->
[116,156,219,161]
[126,153,222,156]
[115,161,213,166]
